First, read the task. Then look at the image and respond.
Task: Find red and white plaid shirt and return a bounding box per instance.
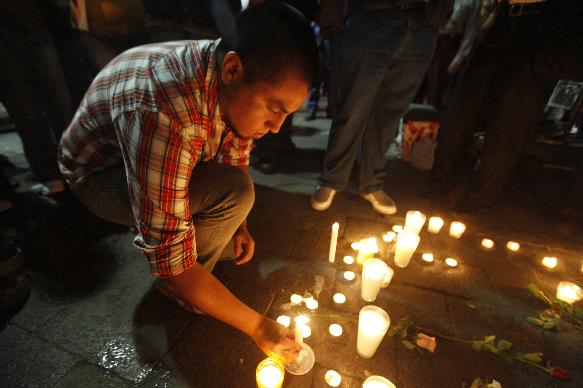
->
[59,39,253,277]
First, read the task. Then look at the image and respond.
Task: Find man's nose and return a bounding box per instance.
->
[267,114,287,133]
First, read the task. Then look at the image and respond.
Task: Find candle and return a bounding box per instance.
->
[445,258,458,267]
[357,306,390,359]
[304,297,319,310]
[427,217,444,234]
[328,323,343,337]
[329,222,339,263]
[382,231,396,243]
[324,370,342,387]
[362,375,396,388]
[333,293,346,304]
[256,358,284,388]
[356,237,379,264]
[421,253,434,263]
[481,238,494,249]
[449,221,466,239]
[542,256,557,269]
[394,231,420,268]
[392,225,403,233]
[343,271,356,281]
[351,242,361,250]
[302,325,312,338]
[405,210,426,234]
[506,241,520,251]
[276,315,291,328]
[361,259,389,302]
[294,315,309,344]
[556,282,582,304]
[290,294,303,305]
[343,255,355,265]
[381,265,395,288]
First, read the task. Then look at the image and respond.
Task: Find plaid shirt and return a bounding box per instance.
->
[59,40,253,277]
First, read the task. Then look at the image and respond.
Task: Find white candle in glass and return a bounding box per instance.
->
[333,293,346,304]
[394,231,420,268]
[256,358,284,388]
[542,256,557,269]
[405,210,426,234]
[324,370,342,387]
[357,237,379,264]
[361,259,389,302]
[556,282,583,304]
[506,241,520,251]
[357,306,390,359]
[343,271,356,281]
[328,323,343,337]
[427,217,444,234]
[276,315,291,328]
[481,238,494,249]
[343,255,355,265]
[329,222,339,263]
[362,375,396,388]
[449,222,466,239]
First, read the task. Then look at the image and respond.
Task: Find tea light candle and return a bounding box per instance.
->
[256,358,284,388]
[421,253,434,263]
[333,293,346,304]
[351,242,361,250]
[357,306,391,359]
[304,297,319,310]
[556,282,583,304]
[329,323,343,337]
[392,225,403,233]
[361,258,389,302]
[506,241,520,251]
[343,255,355,265]
[542,256,557,269]
[343,271,356,281]
[294,315,309,344]
[290,294,303,305]
[356,237,379,264]
[427,217,444,234]
[445,257,458,267]
[324,370,342,387]
[394,231,420,268]
[481,238,494,249]
[329,222,339,263]
[449,222,466,239]
[362,375,396,388]
[405,210,426,234]
[276,315,291,328]
[382,265,395,288]
[382,231,396,243]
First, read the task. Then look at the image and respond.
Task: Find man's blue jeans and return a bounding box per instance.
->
[318,10,436,194]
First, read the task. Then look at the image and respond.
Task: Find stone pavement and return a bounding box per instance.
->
[1,106,582,388]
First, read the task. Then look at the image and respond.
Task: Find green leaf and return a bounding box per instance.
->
[401,340,417,351]
[573,308,583,319]
[497,339,512,351]
[542,320,558,330]
[528,283,541,295]
[527,317,544,326]
[483,335,496,343]
[472,341,483,351]
[483,342,498,354]
[522,352,543,363]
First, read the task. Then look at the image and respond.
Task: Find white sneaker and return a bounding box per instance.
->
[362,191,397,215]
[311,187,337,211]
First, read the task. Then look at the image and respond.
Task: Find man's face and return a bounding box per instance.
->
[219,54,310,139]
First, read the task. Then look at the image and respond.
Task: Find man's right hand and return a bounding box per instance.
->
[251,316,301,363]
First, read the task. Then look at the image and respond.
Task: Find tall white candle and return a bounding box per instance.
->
[394,231,420,268]
[556,282,582,304]
[427,217,444,234]
[294,315,308,344]
[449,222,466,239]
[361,259,389,302]
[329,222,339,263]
[357,306,390,359]
[405,210,426,234]
[362,375,396,388]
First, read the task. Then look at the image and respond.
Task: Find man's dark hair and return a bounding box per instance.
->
[219,1,319,86]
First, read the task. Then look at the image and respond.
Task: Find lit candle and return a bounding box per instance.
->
[325,370,342,387]
[343,255,355,265]
[333,293,346,304]
[361,259,389,302]
[427,217,444,234]
[357,306,390,359]
[302,325,312,338]
[506,241,520,251]
[556,282,582,304]
[481,238,494,249]
[356,237,379,264]
[294,315,309,344]
[304,297,319,310]
[329,323,343,337]
[421,253,434,263]
[404,210,426,234]
[382,231,396,243]
[290,294,303,305]
[394,231,420,268]
[351,242,361,250]
[343,271,356,281]
[362,375,396,388]
[256,358,284,388]
[329,222,339,263]
[445,257,458,267]
[392,225,403,233]
[381,265,395,288]
[276,315,291,328]
[542,256,557,269]
[449,222,466,239]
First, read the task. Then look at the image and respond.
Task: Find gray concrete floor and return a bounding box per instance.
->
[1,103,582,387]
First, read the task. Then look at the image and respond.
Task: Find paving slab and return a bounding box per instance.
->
[53,361,132,387]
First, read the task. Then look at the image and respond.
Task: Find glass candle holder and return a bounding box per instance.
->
[256,358,284,388]
[357,306,390,359]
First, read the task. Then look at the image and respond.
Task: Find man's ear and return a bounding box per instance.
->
[221,51,244,84]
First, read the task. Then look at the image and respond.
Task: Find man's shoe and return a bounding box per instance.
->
[311,187,336,211]
[362,191,397,215]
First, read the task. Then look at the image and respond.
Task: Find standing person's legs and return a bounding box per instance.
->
[72,162,254,272]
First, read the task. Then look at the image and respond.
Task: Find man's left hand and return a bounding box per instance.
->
[233,223,255,265]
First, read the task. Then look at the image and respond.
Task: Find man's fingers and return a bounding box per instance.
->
[235,239,255,265]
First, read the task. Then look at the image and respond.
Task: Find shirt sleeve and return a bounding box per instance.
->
[116,109,198,278]
[219,131,254,167]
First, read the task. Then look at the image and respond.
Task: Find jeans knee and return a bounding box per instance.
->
[227,166,255,214]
